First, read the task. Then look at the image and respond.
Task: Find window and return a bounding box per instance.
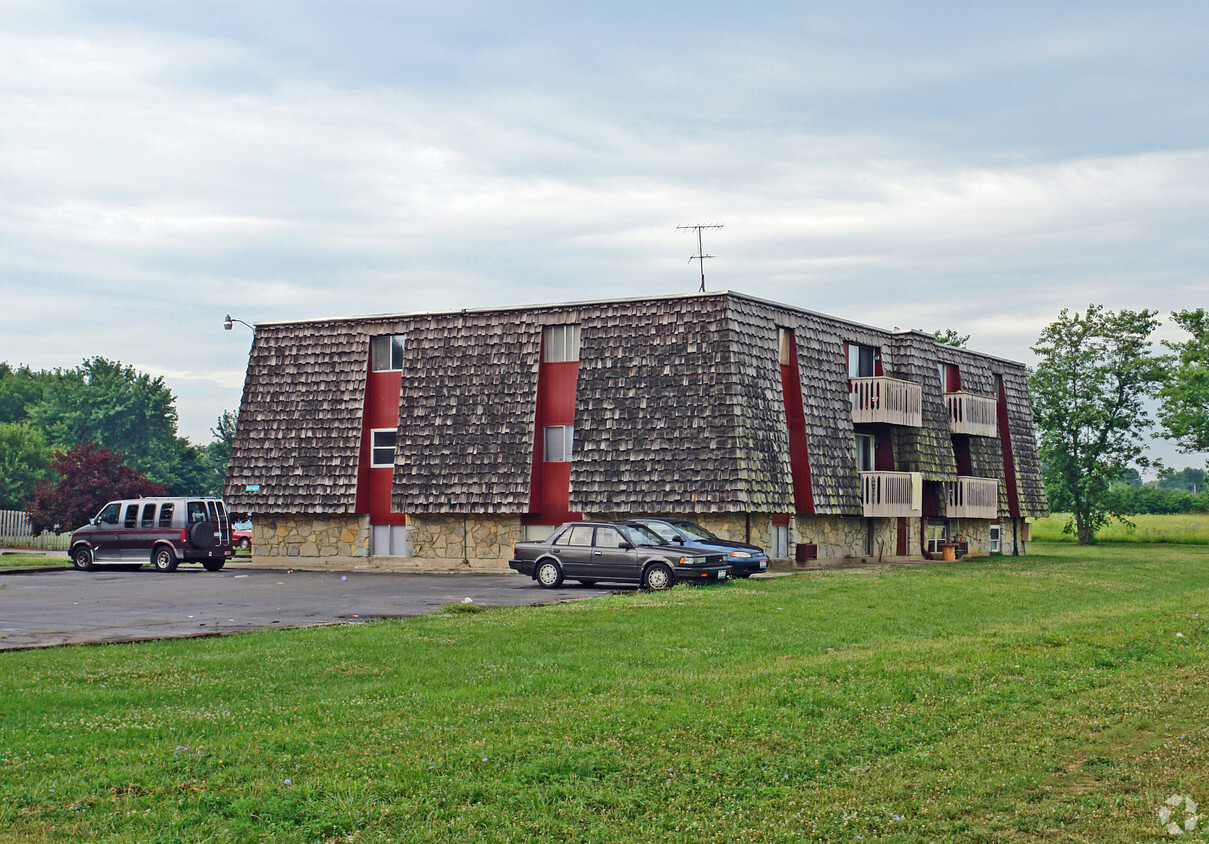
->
[543,325,581,363]
[566,525,594,546]
[848,343,877,378]
[123,504,139,529]
[187,501,208,523]
[926,520,948,554]
[371,335,406,372]
[989,524,1002,553]
[594,528,625,548]
[544,425,574,462]
[96,503,120,525]
[371,429,397,467]
[158,503,174,528]
[140,503,156,528]
[855,434,875,472]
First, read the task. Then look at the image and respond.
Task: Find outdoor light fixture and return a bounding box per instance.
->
[224,314,255,332]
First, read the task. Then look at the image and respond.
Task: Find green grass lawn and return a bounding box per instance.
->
[0,553,68,569]
[3,542,1209,842]
[1032,512,1209,544]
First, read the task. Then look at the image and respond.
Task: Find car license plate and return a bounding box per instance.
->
[718,570,728,580]
[759,561,767,570]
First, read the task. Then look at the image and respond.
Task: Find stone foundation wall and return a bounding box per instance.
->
[402,514,523,571]
[247,510,1012,571]
[252,514,369,564]
[949,519,991,556]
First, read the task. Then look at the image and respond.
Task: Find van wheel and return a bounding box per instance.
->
[72,547,95,572]
[152,547,179,572]
[202,558,225,572]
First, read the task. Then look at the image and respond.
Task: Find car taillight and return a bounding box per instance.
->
[180,529,187,543]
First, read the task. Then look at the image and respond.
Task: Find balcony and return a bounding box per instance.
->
[850,377,922,427]
[860,471,922,518]
[945,391,998,437]
[946,476,999,519]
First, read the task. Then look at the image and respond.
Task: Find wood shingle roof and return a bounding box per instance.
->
[224,291,1047,519]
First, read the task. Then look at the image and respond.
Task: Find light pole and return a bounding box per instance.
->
[223,314,255,332]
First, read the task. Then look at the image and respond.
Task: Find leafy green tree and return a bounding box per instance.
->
[27,357,182,488]
[0,422,52,509]
[25,443,164,533]
[933,329,970,348]
[0,363,51,424]
[1029,305,1164,544]
[1158,308,1209,463]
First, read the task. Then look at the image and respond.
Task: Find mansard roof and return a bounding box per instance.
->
[224,290,1047,518]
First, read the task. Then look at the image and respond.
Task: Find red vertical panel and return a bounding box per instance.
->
[896,517,908,555]
[355,365,406,526]
[779,333,815,514]
[996,377,1020,518]
[527,352,580,523]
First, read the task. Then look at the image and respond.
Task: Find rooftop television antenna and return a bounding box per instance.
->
[677,223,723,292]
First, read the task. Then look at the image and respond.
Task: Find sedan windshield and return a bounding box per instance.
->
[672,521,718,542]
[620,524,668,546]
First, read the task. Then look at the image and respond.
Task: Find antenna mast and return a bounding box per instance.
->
[677,223,724,292]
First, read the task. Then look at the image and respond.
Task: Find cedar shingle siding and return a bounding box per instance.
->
[224,291,1046,520]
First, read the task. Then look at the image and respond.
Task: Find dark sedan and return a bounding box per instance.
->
[510,521,731,590]
[628,517,769,577]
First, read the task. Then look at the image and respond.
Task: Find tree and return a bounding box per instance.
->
[25,443,164,534]
[933,329,970,348]
[27,357,182,488]
[1029,305,1164,544]
[0,363,50,424]
[0,422,51,509]
[1158,308,1209,463]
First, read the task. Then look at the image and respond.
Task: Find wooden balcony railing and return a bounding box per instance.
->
[946,476,999,519]
[945,392,998,437]
[860,471,923,518]
[850,377,923,427]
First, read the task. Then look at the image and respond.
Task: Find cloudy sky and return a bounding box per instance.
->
[2,1,1205,466]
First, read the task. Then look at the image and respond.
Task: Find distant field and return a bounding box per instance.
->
[1031,512,1209,544]
[3,542,1208,842]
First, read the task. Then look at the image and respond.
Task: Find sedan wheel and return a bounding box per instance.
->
[535,560,564,589]
[72,546,95,572]
[643,562,675,591]
[152,546,179,572]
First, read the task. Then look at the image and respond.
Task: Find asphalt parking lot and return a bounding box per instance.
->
[0,566,614,650]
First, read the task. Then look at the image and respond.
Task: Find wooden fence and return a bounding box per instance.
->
[0,510,71,551]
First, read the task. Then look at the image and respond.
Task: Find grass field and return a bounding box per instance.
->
[1031,512,1209,544]
[0,552,67,569]
[3,542,1208,842]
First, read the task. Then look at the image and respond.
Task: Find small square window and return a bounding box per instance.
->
[371,429,397,467]
[371,335,406,372]
[542,325,581,363]
[543,425,574,462]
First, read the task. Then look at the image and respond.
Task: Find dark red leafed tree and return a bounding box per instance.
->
[25,442,164,534]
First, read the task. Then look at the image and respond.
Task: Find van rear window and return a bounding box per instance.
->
[187,502,208,523]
